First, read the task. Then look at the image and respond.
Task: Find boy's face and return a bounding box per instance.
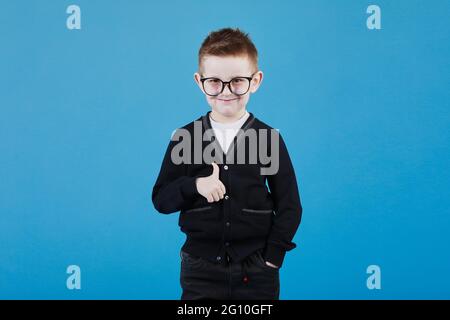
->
[194,55,263,120]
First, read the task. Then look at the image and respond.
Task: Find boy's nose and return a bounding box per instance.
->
[222,83,233,95]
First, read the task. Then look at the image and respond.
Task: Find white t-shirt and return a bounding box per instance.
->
[209,111,250,153]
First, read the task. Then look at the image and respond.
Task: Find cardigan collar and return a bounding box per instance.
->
[201,110,256,161]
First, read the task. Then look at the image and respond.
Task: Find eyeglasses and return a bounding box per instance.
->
[200,72,257,97]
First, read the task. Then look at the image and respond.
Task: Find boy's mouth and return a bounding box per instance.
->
[217,98,238,102]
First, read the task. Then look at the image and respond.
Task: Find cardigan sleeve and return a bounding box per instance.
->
[152,137,199,214]
[264,132,303,268]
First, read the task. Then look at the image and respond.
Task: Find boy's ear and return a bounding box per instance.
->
[193,72,205,93]
[250,70,264,94]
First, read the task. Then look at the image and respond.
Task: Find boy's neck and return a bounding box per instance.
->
[210,109,247,124]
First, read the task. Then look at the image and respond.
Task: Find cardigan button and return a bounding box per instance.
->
[224,195,229,200]
[226,222,230,227]
[216,256,222,261]
[224,165,229,170]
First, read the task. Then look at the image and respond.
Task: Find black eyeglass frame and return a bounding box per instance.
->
[199,71,258,97]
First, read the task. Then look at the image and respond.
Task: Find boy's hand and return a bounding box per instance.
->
[195,162,227,203]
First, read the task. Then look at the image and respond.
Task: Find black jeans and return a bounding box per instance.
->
[180,249,280,300]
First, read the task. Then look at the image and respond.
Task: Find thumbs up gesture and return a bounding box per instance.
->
[195,162,227,203]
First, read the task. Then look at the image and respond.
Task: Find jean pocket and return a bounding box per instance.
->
[253,250,279,273]
[180,250,205,269]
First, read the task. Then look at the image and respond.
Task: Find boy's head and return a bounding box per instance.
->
[194,28,263,121]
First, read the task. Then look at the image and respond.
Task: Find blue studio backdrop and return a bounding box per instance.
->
[0,0,449,299]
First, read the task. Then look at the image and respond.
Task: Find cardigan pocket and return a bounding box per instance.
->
[232,207,273,239]
[184,206,213,214]
[178,205,221,240]
[242,208,274,215]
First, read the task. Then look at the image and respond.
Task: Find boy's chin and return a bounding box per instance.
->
[213,105,245,117]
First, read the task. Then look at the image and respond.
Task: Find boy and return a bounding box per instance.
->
[152,28,302,300]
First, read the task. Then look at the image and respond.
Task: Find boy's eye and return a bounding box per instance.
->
[207,79,221,86]
[232,78,244,83]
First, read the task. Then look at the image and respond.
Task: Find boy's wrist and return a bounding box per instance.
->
[263,244,287,268]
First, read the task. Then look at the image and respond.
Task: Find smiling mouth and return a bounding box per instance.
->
[218,98,238,101]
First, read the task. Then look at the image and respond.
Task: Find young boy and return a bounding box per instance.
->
[152,28,302,300]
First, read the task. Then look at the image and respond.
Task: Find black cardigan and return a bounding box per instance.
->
[152,111,302,268]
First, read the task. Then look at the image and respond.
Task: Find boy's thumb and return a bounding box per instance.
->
[210,162,220,178]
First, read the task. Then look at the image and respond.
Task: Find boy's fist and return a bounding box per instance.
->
[195,162,227,203]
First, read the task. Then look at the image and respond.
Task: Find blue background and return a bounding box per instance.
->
[1,0,449,299]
